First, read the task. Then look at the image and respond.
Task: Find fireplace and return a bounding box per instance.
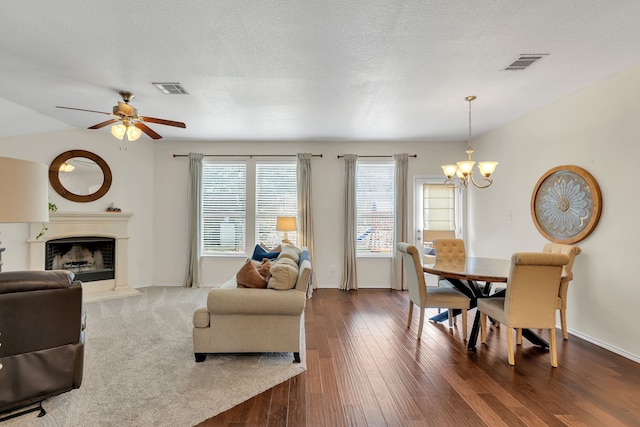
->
[46,236,115,282]
[28,211,138,301]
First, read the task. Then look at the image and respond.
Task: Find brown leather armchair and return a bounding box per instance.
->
[0,270,85,418]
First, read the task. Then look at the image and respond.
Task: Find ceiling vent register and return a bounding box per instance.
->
[504,54,549,71]
[152,82,189,95]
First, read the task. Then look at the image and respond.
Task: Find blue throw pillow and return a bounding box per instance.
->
[251,244,280,261]
[299,249,310,265]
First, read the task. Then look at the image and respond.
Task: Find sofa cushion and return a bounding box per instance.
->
[267,257,299,290]
[236,259,269,289]
[251,244,280,261]
[278,244,301,264]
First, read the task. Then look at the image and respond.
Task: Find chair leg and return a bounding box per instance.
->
[448,309,454,327]
[560,308,569,340]
[549,328,558,367]
[516,328,523,345]
[462,309,468,340]
[417,307,425,340]
[507,329,515,366]
[480,312,487,343]
[407,301,414,328]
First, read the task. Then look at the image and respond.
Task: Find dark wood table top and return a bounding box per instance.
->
[424,256,569,284]
[423,257,512,283]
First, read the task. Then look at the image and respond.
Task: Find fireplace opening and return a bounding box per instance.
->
[45,236,115,282]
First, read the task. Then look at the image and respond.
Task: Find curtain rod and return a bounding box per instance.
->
[336,154,417,159]
[173,154,323,158]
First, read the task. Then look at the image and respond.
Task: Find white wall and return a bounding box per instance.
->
[468,65,640,362]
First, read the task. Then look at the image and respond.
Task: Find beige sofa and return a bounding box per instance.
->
[192,247,311,363]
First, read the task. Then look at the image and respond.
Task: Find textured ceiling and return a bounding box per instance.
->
[1,1,639,142]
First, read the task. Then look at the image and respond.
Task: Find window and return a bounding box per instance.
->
[356,161,395,256]
[202,162,246,254]
[423,183,457,233]
[255,162,297,247]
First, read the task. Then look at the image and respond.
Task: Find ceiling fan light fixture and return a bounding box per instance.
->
[59,162,75,172]
[126,125,142,141]
[111,123,126,140]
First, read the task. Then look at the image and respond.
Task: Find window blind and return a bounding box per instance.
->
[255,162,297,247]
[423,184,456,231]
[202,162,246,253]
[356,161,395,255]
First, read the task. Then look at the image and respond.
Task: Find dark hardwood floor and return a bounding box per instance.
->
[197,289,640,426]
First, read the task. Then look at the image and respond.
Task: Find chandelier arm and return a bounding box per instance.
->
[444,177,467,189]
[469,173,493,188]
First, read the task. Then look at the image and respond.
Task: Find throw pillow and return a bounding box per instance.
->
[259,243,282,253]
[257,258,272,280]
[251,244,280,262]
[267,257,299,290]
[236,259,269,289]
[277,243,301,264]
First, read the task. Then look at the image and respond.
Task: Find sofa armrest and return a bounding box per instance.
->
[193,306,210,327]
[207,288,306,316]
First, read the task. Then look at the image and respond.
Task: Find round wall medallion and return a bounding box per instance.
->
[531,165,602,244]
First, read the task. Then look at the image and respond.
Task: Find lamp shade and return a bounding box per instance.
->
[276,216,297,232]
[0,157,50,223]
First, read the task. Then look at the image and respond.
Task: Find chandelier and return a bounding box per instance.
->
[441,96,498,188]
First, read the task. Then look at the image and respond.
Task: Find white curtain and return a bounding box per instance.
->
[297,153,317,296]
[391,153,409,290]
[340,154,358,290]
[184,153,203,288]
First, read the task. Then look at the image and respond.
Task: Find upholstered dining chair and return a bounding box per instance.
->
[478,252,569,367]
[397,242,471,340]
[432,238,466,289]
[542,243,582,340]
[433,238,466,263]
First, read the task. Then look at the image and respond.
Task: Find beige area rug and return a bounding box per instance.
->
[6,286,306,427]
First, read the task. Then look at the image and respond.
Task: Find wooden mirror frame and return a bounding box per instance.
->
[49,150,112,203]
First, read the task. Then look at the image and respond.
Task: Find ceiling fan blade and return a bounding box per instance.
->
[117,101,135,116]
[88,118,119,129]
[135,122,162,139]
[140,116,186,128]
[56,106,112,115]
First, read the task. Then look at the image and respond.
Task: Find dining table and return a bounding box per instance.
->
[423,256,567,351]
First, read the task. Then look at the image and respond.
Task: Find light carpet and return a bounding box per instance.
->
[6,286,306,427]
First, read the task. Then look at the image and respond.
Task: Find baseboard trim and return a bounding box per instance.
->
[566,328,640,363]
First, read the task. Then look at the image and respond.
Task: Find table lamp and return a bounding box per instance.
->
[0,157,50,270]
[276,216,296,244]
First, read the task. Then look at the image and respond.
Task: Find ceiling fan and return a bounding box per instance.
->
[56,91,186,140]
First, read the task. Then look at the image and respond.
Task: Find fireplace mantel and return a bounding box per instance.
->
[28,211,139,302]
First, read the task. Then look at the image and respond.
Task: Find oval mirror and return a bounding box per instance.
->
[49,150,112,203]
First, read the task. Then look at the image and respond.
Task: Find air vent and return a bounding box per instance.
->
[152,82,188,94]
[504,54,549,71]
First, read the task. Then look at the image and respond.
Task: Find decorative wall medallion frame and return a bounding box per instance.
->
[531,165,602,244]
